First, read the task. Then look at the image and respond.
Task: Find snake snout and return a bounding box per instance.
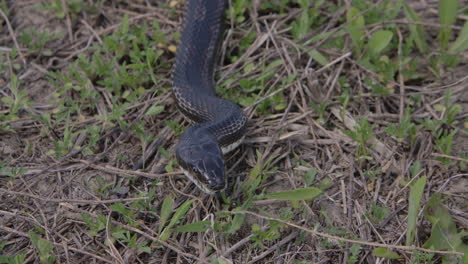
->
[196,151,225,191]
[176,136,227,192]
[205,161,226,191]
[209,179,226,191]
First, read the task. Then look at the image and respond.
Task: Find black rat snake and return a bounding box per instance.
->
[172,0,247,193]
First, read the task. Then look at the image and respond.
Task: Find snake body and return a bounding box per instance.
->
[173,0,247,193]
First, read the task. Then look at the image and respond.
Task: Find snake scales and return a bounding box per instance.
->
[172,0,247,193]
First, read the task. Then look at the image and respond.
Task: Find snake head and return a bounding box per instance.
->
[175,133,226,193]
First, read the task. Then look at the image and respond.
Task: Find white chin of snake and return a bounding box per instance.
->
[181,136,245,194]
[221,136,245,154]
[180,167,218,194]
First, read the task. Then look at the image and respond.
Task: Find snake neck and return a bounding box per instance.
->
[173,0,227,95]
[172,0,247,193]
[173,88,247,146]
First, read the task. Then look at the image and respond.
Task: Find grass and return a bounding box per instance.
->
[0,0,467,263]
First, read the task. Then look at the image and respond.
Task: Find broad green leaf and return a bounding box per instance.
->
[439,0,458,26]
[423,193,468,262]
[167,199,194,228]
[263,187,322,201]
[372,247,401,259]
[439,0,458,50]
[159,227,171,241]
[304,167,317,186]
[368,30,393,56]
[305,29,346,45]
[226,213,246,234]
[449,21,468,52]
[308,49,329,66]
[243,150,264,193]
[406,176,426,246]
[347,7,365,53]
[110,203,127,215]
[158,194,174,233]
[265,59,284,72]
[29,231,55,264]
[403,3,428,53]
[145,105,165,116]
[347,7,364,29]
[244,62,255,73]
[387,0,404,20]
[174,220,211,232]
[160,199,194,241]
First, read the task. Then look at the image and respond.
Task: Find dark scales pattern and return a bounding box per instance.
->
[172,0,247,149]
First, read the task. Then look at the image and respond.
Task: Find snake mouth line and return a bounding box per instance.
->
[180,167,225,194]
[179,136,245,194]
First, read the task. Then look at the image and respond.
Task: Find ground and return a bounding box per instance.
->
[0,0,467,263]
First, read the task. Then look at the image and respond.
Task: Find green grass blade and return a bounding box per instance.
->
[406,176,426,246]
[372,247,401,259]
[439,0,458,50]
[158,194,174,233]
[308,49,329,66]
[368,30,393,56]
[174,220,211,232]
[145,105,165,116]
[449,21,468,52]
[346,7,365,55]
[160,199,194,241]
[403,2,428,53]
[263,187,322,201]
[167,199,194,228]
[423,193,468,261]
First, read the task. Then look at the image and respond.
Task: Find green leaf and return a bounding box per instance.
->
[423,193,468,261]
[263,187,322,201]
[174,220,211,232]
[171,200,195,225]
[449,21,468,52]
[308,49,329,66]
[372,247,401,259]
[439,0,458,50]
[368,30,393,56]
[226,212,246,234]
[1,96,14,105]
[160,199,194,241]
[265,59,283,72]
[110,203,127,215]
[145,105,165,116]
[304,167,317,186]
[403,2,428,53]
[159,195,174,233]
[346,7,365,54]
[120,14,129,36]
[406,176,426,246]
[29,231,56,264]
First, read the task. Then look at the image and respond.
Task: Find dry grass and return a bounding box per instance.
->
[0,0,467,263]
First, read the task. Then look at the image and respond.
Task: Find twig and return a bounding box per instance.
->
[0,9,26,64]
[431,153,468,163]
[0,188,148,204]
[221,234,254,257]
[0,225,114,263]
[248,231,298,263]
[396,27,405,122]
[60,203,208,263]
[78,159,181,179]
[223,210,464,257]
